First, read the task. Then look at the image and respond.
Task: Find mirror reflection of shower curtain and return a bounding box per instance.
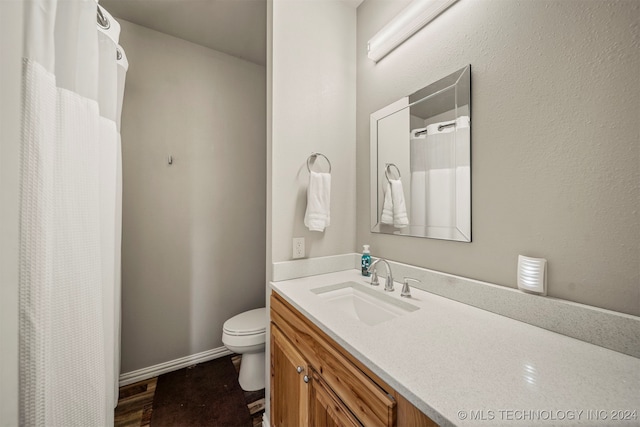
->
[19,1,127,424]
[410,117,469,238]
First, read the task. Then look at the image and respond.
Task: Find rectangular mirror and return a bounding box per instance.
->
[370,65,471,242]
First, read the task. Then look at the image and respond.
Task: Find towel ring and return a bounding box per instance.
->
[307,152,332,173]
[385,163,401,182]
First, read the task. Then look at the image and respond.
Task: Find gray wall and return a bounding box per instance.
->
[266,0,357,420]
[0,1,23,424]
[357,0,639,316]
[270,0,357,264]
[119,21,266,373]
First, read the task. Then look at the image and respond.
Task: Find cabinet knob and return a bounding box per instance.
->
[296,366,303,374]
[303,375,310,383]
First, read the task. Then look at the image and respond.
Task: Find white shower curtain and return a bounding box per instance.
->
[19,0,127,425]
[410,116,470,238]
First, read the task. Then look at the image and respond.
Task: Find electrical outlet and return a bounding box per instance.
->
[292,237,305,259]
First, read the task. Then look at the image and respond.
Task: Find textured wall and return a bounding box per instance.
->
[270,0,357,264]
[119,21,266,373]
[357,0,639,315]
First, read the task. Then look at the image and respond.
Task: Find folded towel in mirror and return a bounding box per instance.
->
[381,179,408,228]
[381,182,394,225]
[390,179,408,228]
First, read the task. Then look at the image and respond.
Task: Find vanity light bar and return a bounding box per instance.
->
[367,0,460,62]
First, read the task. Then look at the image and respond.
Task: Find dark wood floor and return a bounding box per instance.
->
[115,377,156,426]
[115,355,265,427]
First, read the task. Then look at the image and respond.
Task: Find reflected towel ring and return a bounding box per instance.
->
[385,163,401,182]
[306,152,332,173]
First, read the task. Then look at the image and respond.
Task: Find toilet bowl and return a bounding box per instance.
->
[222,307,266,391]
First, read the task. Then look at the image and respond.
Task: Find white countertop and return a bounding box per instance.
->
[271,270,640,427]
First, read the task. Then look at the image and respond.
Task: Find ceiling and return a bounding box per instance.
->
[100,0,267,66]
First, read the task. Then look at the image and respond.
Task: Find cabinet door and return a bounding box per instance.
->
[271,294,396,426]
[271,324,309,427]
[309,369,363,427]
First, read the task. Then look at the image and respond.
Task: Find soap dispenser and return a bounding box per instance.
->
[361,245,371,276]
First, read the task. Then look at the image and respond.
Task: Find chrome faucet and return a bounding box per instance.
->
[367,258,394,292]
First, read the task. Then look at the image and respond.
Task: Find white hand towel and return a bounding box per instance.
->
[390,179,409,228]
[381,181,394,225]
[304,171,331,232]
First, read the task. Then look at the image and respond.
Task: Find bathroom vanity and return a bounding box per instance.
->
[271,291,435,427]
[270,269,640,427]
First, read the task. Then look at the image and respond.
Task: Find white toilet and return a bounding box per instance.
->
[222,307,266,391]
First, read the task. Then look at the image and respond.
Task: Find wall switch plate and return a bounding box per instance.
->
[292,237,305,259]
[517,255,547,295]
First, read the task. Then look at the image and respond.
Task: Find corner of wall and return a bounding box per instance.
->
[265,0,274,422]
[0,1,23,424]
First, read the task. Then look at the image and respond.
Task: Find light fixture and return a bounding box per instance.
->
[367,0,460,62]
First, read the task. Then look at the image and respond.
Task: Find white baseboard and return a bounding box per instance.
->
[118,346,233,386]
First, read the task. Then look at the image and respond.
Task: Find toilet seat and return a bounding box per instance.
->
[221,307,266,391]
[223,307,266,337]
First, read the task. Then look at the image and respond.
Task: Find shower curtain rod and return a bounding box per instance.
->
[96,5,124,61]
[97,5,110,29]
[413,120,456,137]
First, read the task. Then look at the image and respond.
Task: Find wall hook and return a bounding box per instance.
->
[168,155,173,165]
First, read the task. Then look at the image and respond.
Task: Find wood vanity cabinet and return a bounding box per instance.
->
[270,292,437,427]
[308,367,363,427]
[271,324,309,426]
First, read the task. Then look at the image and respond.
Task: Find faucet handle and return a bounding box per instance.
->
[402,277,420,298]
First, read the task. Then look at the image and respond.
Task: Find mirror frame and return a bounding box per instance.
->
[370,65,471,242]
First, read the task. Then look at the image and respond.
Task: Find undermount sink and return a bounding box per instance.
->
[311,281,419,326]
